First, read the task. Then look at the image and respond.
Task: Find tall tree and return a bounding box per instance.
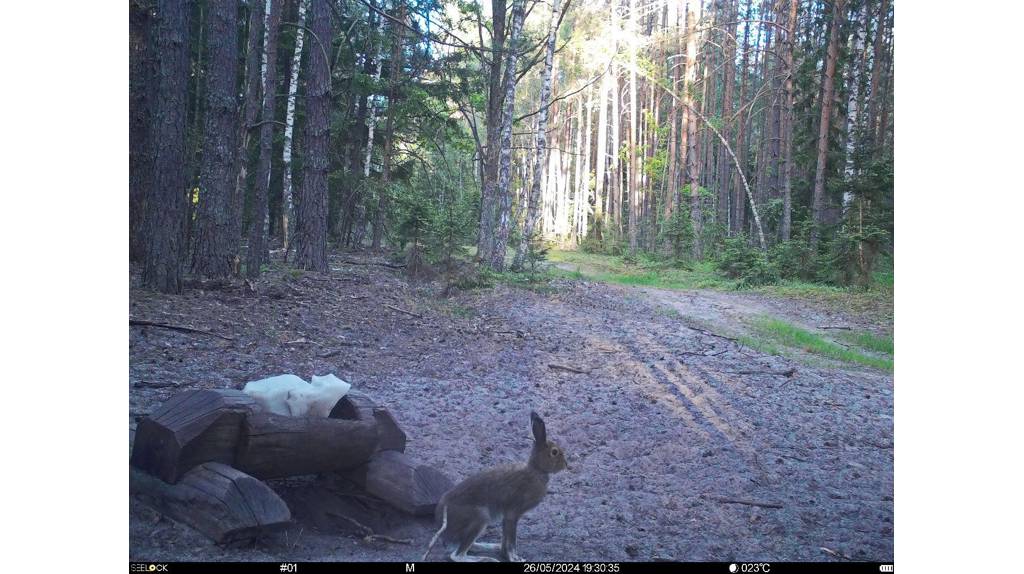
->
[717,0,737,233]
[477,0,509,263]
[246,0,284,278]
[489,0,527,270]
[372,0,407,250]
[141,0,190,293]
[683,4,701,259]
[780,0,798,241]
[627,0,640,255]
[281,0,308,260]
[233,0,266,263]
[810,0,846,248]
[192,0,240,280]
[294,0,331,271]
[130,0,155,263]
[513,0,564,270]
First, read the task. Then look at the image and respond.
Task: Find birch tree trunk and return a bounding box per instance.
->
[281,0,307,261]
[488,0,526,270]
[513,0,563,270]
[191,0,239,280]
[477,0,508,263]
[245,0,283,278]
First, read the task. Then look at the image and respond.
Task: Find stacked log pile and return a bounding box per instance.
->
[130,387,451,544]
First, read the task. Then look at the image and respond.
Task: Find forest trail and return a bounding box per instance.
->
[130,255,893,562]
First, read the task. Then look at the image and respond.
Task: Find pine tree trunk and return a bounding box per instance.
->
[233,0,266,267]
[489,0,526,270]
[281,0,308,261]
[191,0,239,280]
[293,0,331,271]
[130,1,155,263]
[514,0,563,270]
[731,0,752,235]
[866,0,889,153]
[810,0,845,249]
[594,58,609,237]
[142,0,190,293]
[780,0,797,242]
[372,1,406,250]
[718,0,737,233]
[684,4,701,259]
[246,0,283,278]
[627,0,640,255]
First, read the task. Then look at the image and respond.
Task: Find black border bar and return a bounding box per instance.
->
[130,562,893,573]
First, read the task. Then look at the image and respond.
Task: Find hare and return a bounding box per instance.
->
[422,411,569,562]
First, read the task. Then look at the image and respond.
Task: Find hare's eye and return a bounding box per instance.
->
[551,448,559,456]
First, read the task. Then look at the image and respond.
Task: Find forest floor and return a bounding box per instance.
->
[129,249,894,563]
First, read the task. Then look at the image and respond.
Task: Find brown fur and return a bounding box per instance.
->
[422,411,568,562]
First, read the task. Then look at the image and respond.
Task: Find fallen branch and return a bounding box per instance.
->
[548,363,590,375]
[342,259,406,269]
[726,367,797,377]
[820,547,853,561]
[133,380,179,389]
[679,349,730,358]
[707,496,783,509]
[819,325,853,330]
[129,319,234,341]
[681,325,738,344]
[327,511,413,545]
[383,304,423,319]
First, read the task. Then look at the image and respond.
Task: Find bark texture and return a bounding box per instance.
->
[488,0,527,271]
[130,0,154,263]
[142,0,190,293]
[192,0,239,280]
[294,0,331,271]
[246,0,283,278]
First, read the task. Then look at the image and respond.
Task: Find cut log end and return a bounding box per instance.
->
[131,462,291,545]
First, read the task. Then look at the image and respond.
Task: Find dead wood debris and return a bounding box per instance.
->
[548,363,591,375]
[326,511,413,545]
[383,304,423,319]
[129,319,235,341]
[706,495,784,509]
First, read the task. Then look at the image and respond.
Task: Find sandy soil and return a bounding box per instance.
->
[129,252,893,562]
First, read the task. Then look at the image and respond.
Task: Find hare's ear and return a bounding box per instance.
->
[531,411,547,445]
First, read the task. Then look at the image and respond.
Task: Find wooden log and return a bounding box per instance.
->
[330,390,407,452]
[130,389,258,483]
[130,462,291,545]
[235,413,380,479]
[344,450,453,516]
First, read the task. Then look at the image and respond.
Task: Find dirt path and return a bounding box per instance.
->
[129,257,893,562]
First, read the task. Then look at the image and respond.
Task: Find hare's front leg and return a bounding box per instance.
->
[501,515,524,562]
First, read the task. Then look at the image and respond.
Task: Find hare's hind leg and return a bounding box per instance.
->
[449,508,498,562]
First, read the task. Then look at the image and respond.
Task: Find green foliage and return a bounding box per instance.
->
[750,316,893,371]
[717,236,778,286]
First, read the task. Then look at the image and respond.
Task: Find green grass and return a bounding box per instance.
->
[750,316,893,371]
[548,249,893,325]
[547,249,737,290]
[840,330,894,355]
